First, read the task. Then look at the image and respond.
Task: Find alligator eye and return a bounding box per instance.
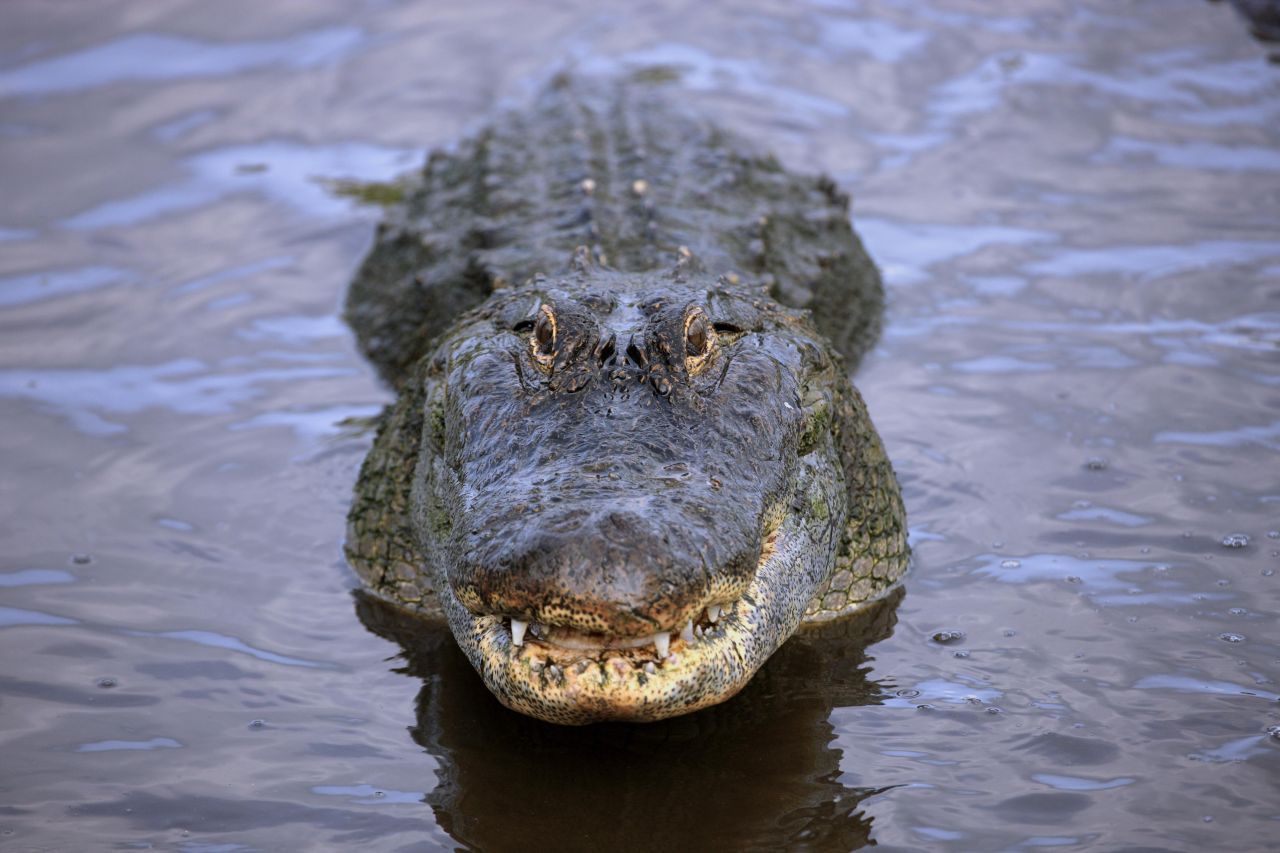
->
[531,304,557,368]
[683,307,716,374]
[687,313,709,355]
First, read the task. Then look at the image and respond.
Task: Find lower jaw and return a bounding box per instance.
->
[477,629,757,725]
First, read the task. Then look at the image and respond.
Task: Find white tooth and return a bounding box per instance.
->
[708,605,721,623]
[681,621,695,643]
[511,619,527,646]
[653,632,670,658]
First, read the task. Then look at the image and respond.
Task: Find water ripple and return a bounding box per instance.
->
[0,28,366,97]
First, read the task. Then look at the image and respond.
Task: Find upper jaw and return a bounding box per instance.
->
[447,502,763,638]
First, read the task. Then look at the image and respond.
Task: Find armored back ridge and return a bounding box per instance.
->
[345,74,907,724]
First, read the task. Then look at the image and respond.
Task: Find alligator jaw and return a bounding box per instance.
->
[443,523,802,725]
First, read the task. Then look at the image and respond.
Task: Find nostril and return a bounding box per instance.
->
[597,333,617,366]
[625,337,646,368]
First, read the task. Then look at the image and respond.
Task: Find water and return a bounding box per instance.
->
[2,1,1278,849]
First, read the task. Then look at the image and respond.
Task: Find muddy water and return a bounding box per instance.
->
[2,1,1278,850]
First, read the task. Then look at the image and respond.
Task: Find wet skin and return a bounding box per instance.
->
[344,75,908,723]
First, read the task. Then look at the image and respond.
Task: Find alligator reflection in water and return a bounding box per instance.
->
[354,587,904,851]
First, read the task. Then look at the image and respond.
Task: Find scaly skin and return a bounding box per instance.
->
[344,74,907,724]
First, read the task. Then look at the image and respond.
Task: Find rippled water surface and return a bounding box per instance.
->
[2,1,1278,850]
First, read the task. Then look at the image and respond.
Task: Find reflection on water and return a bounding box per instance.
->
[0,265,132,307]
[0,27,366,96]
[356,589,903,852]
[2,0,1279,849]
[64,141,418,230]
[0,358,355,436]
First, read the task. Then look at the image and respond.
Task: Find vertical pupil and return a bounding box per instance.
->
[535,313,554,352]
[688,317,708,354]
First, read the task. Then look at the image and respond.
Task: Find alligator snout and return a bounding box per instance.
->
[449,505,755,638]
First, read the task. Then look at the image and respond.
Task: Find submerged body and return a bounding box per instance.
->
[345,75,907,724]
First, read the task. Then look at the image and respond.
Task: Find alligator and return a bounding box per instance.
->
[344,73,908,725]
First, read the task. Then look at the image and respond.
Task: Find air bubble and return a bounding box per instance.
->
[954,650,971,659]
[1065,575,1082,584]
[248,719,267,729]
[1000,559,1021,569]
[895,688,920,698]
[1084,457,1108,471]
[71,553,92,565]
[1219,633,1247,644]
[1265,725,1280,740]
[1229,608,1248,616]
[931,630,965,644]
[1221,533,1250,549]
[95,677,117,689]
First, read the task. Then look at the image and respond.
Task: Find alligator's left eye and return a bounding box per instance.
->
[531,304,557,369]
[684,307,716,374]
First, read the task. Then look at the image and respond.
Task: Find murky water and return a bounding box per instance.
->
[2,1,1278,850]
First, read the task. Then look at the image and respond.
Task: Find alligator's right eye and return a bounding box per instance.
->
[530,304,557,369]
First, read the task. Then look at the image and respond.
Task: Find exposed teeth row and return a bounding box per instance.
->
[508,602,734,653]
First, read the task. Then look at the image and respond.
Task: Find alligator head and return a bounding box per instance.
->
[350,255,907,724]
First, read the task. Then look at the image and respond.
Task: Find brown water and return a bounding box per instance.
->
[2,1,1278,850]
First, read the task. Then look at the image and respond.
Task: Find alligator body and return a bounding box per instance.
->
[344,74,907,724]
